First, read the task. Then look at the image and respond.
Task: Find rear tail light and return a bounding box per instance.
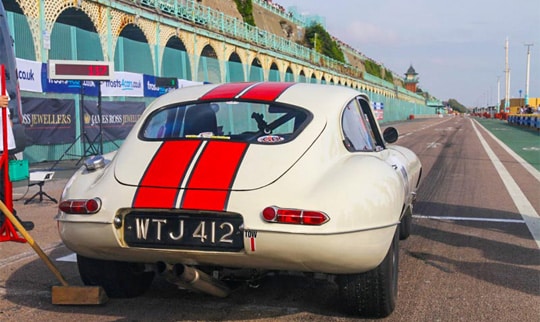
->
[262,206,329,225]
[59,198,101,214]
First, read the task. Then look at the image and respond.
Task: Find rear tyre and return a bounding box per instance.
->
[77,254,155,298]
[337,228,399,318]
[399,206,413,240]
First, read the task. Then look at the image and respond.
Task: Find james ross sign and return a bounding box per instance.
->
[21,97,145,145]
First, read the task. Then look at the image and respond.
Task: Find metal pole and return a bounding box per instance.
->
[80,82,85,157]
[524,44,533,106]
[504,38,510,112]
[497,76,500,112]
[0,64,12,211]
[98,81,103,155]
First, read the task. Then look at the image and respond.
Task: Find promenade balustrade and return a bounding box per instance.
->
[252,0,307,27]
[5,0,445,164]
[139,0,354,75]
[9,0,430,104]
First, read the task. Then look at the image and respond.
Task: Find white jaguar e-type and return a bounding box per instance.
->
[57,82,421,317]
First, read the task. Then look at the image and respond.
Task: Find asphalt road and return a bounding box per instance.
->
[0,115,538,321]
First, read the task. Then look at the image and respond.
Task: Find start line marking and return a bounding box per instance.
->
[413,215,525,224]
[56,253,77,262]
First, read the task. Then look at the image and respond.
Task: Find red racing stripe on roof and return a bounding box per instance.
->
[132,140,201,208]
[181,141,249,211]
[199,82,256,101]
[239,82,294,101]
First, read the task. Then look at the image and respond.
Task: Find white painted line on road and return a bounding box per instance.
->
[398,117,453,137]
[56,253,77,262]
[426,142,441,149]
[413,215,525,223]
[475,120,540,182]
[0,287,50,297]
[471,119,540,249]
[0,243,63,268]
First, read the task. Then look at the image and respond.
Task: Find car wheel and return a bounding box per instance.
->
[399,206,413,240]
[77,254,155,298]
[337,228,399,318]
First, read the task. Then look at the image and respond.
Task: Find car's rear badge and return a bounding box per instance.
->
[257,135,284,143]
[245,230,258,252]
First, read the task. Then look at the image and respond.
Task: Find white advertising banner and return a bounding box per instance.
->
[16,58,43,93]
[101,71,144,97]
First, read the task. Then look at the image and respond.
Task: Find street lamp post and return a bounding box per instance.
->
[524,44,533,106]
[497,76,500,112]
[504,38,511,113]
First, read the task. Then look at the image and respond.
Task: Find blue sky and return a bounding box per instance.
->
[275,0,540,107]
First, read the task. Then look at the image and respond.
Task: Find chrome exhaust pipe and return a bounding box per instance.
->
[411,191,417,204]
[159,263,230,298]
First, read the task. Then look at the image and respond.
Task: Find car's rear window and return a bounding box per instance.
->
[140,101,311,144]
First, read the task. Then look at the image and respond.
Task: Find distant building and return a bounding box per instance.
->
[404,65,419,93]
[501,97,540,113]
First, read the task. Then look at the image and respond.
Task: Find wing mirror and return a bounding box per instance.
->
[383,127,398,143]
[84,155,106,171]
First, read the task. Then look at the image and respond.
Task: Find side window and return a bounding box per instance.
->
[357,97,385,149]
[341,100,374,152]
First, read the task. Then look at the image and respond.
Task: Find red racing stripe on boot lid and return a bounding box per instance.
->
[181,141,249,211]
[133,140,201,208]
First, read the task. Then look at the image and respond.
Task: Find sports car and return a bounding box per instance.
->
[57,82,422,317]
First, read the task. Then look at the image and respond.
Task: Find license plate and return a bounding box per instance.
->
[124,212,244,251]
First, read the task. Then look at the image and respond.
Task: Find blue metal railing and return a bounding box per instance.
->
[252,0,307,27]
[138,0,362,79]
[10,0,432,104]
[136,0,439,103]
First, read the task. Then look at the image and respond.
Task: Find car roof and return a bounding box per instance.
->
[145,82,368,119]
